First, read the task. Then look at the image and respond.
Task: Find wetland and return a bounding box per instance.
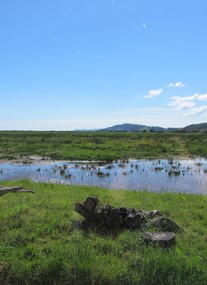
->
[1,131,207,285]
[1,131,207,194]
[0,158,207,194]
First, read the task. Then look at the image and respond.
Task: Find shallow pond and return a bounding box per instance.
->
[0,159,207,194]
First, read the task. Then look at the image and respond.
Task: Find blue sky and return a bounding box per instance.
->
[0,0,207,130]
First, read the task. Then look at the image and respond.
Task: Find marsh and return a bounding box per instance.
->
[1,158,207,194]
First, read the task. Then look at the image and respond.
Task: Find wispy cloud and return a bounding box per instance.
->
[168,81,185,88]
[169,93,207,116]
[144,80,185,99]
[194,93,207,100]
[185,106,207,117]
[142,23,147,29]
[169,96,195,110]
[144,88,163,99]
[143,81,207,118]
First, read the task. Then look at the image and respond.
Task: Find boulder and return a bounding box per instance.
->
[143,232,176,248]
[144,210,161,218]
[145,216,183,233]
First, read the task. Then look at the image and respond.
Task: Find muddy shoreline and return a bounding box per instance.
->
[0,155,108,166]
[0,156,57,165]
[0,154,196,166]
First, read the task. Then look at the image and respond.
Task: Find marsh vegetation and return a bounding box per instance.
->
[0,131,207,161]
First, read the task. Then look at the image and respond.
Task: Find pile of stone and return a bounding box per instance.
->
[75,196,183,248]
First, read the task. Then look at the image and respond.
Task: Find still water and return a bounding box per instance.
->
[0,159,207,194]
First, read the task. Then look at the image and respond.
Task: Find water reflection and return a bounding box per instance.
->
[0,159,207,194]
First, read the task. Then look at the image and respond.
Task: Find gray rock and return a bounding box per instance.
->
[143,232,176,248]
[145,216,183,233]
[144,210,161,218]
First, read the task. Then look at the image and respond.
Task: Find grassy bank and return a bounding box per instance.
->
[0,131,207,161]
[0,180,207,284]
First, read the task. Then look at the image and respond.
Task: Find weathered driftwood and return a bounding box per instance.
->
[0,186,35,197]
[75,196,146,230]
[75,196,183,247]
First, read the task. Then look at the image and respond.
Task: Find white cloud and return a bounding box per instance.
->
[185,106,207,117]
[144,88,163,99]
[168,81,185,88]
[170,98,195,110]
[195,93,207,101]
[142,23,147,29]
[169,92,207,116]
[170,95,196,110]
[170,93,207,109]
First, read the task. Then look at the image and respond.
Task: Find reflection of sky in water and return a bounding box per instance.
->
[0,159,207,194]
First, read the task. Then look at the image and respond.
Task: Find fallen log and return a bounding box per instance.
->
[0,186,35,196]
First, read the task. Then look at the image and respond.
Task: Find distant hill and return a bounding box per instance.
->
[100,123,167,132]
[97,123,207,132]
[182,123,207,132]
[73,122,207,132]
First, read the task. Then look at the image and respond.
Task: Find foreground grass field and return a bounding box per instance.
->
[0,131,207,161]
[0,180,207,285]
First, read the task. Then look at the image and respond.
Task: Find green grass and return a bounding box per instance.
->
[0,131,207,161]
[0,180,207,284]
